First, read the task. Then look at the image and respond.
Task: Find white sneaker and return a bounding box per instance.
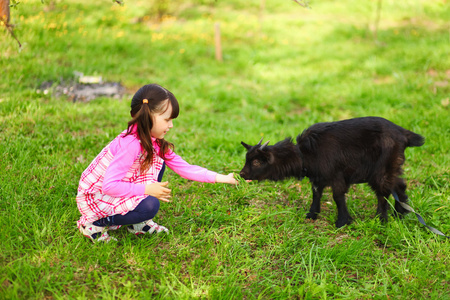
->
[127,219,169,235]
[79,223,117,243]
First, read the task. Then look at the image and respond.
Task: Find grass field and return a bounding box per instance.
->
[1,0,450,298]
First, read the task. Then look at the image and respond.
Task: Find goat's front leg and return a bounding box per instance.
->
[332,183,352,228]
[306,184,323,220]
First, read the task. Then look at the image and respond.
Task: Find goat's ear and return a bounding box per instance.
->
[298,134,316,153]
[268,152,275,164]
[241,141,251,150]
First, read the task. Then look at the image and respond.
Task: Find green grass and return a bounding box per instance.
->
[1,0,450,298]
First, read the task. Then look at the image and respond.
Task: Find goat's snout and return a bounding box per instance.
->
[239,169,249,179]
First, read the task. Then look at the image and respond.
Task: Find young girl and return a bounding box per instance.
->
[76,83,237,242]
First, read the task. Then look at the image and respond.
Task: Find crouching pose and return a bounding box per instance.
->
[76,83,237,243]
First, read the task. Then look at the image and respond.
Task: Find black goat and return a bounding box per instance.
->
[239,117,424,228]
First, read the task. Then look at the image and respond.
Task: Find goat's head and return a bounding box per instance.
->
[239,138,275,181]
[240,137,305,181]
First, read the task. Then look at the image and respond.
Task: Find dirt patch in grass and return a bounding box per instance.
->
[38,80,126,102]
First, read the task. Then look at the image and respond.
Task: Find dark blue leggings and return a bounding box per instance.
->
[94,163,165,227]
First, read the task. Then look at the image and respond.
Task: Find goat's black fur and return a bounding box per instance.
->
[240,117,424,228]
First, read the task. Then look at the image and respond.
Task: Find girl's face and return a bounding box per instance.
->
[151,100,174,139]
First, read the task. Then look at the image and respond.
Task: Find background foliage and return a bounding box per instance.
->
[1,0,449,298]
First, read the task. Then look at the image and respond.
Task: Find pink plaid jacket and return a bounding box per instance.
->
[76,133,163,228]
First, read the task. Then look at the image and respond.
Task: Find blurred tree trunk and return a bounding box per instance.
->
[374,0,382,42]
[2,0,21,47]
[1,0,10,23]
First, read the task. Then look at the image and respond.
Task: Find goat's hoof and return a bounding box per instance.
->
[378,214,388,224]
[394,204,410,216]
[306,212,318,220]
[335,218,352,228]
[393,210,406,219]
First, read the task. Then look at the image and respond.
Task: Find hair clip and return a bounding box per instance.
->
[142,99,149,104]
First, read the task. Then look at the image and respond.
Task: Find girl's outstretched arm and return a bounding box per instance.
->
[159,144,237,185]
[215,173,238,185]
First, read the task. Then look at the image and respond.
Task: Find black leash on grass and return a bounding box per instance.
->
[392,191,450,239]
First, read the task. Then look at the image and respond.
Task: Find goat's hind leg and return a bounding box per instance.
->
[374,191,390,223]
[306,184,323,220]
[393,177,410,218]
[370,177,393,224]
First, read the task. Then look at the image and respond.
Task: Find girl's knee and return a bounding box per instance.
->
[139,196,160,214]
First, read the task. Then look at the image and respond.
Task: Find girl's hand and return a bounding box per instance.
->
[145,182,171,202]
[215,173,238,185]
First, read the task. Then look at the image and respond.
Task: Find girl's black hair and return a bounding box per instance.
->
[125,83,179,172]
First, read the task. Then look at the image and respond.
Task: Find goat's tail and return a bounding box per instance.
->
[407,131,425,147]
